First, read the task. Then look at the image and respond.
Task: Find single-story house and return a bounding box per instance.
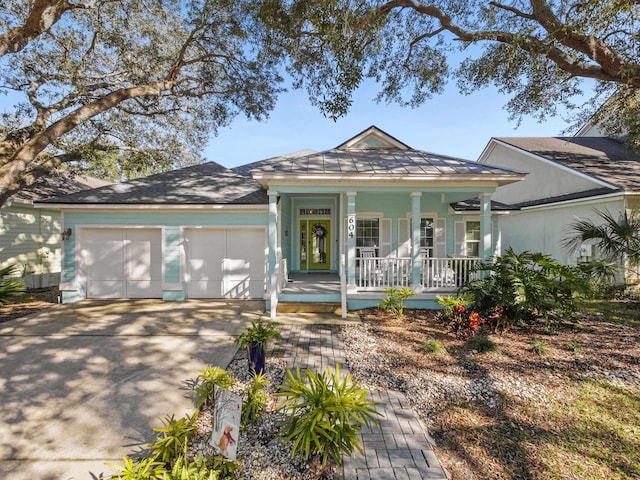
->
[35,126,525,315]
[478,135,640,282]
[1,172,110,289]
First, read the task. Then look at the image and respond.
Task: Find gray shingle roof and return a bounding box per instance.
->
[496,137,640,191]
[37,162,267,205]
[10,172,110,203]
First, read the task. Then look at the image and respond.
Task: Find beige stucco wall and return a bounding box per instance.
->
[483,142,608,205]
[0,203,62,289]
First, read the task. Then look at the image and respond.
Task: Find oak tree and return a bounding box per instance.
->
[261,0,640,144]
[0,0,283,205]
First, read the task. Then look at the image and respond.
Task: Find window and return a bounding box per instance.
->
[420,218,434,256]
[356,218,379,256]
[465,221,481,257]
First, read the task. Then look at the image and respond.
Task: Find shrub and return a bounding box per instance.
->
[420,337,447,354]
[379,287,416,317]
[277,364,382,466]
[0,264,25,305]
[441,304,486,340]
[565,340,582,353]
[532,339,548,355]
[194,366,235,409]
[241,372,270,427]
[467,335,499,353]
[236,318,282,351]
[149,413,196,465]
[461,248,591,327]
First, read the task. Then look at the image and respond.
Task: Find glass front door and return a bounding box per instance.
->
[299,219,331,270]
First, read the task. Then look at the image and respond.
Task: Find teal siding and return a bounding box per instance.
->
[164,226,181,283]
[61,210,268,302]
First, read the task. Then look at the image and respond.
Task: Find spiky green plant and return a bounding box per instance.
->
[241,372,270,427]
[379,287,416,317]
[277,364,382,466]
[0,264,25,305]
[194,366,235,409]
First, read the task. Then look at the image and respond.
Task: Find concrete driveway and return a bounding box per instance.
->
[0,299,265,480]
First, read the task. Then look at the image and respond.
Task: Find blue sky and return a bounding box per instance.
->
[206,79,577,169]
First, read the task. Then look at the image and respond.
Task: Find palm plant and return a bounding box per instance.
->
[0,264,25,305]
[563,208,640,280]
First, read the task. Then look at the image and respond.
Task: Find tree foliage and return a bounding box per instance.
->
[0,0,283,205]
[261,0,640,141]
[564,208,640,276]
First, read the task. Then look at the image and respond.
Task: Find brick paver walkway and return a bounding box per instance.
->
[271,323,449,480]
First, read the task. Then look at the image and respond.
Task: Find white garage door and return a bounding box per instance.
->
[185,228,266,299]
[84,228,163,299]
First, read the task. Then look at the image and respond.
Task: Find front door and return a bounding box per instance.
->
[299,219,331,270]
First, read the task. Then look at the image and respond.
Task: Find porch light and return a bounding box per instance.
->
[62,228,72,241]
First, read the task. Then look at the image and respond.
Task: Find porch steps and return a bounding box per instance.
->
[276,302,343,315]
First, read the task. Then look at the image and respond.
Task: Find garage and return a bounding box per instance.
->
[185,228,266,299]
[83,228,163,299]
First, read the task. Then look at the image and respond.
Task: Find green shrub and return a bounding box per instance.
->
[236,318,282,350]
[436,294,472,314]
[420,337,447,354]
[565,340,582,353]
[194,366,235,409]
[467,335,498,353]
[241,372,269,427]
[379,287,416,317]
[532,339,548,355]
[0,264,25,305]
[167,454,220,480]
[110,456,167,480]
[149,413,196,465]
[461,248,591,328]
[277,364,382,466]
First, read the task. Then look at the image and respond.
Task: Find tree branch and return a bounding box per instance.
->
[0,0,76,56]
[0,79,181,198]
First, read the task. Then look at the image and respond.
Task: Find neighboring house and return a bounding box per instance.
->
[478,136,640,281]
[35,126,524,314]
[1,173,110,289]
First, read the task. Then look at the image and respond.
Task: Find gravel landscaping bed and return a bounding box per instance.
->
[344,306,640,480]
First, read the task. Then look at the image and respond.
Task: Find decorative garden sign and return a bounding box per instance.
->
[208,385,242,460]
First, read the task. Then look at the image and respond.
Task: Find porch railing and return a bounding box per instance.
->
[356,256,481,291]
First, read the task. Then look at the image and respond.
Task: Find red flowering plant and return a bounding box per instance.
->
[448,304,486,340]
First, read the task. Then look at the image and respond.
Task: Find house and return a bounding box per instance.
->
[478,135,640,281]
[35,126,525,315]
[1,172,110,289]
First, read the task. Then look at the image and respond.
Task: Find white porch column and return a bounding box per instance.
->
[268,190,278,318]
[480,192,492,261]
[346,192,357,290]
[411,192,422,290]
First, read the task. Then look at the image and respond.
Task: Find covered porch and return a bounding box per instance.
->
[249,126,524,317]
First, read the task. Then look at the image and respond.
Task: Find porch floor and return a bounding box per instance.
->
[282,272,341,295]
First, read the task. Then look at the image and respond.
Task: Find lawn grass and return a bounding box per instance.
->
[531,380,640,479]
[577,298,640,326]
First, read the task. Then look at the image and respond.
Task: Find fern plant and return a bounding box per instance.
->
[277,364,382,466]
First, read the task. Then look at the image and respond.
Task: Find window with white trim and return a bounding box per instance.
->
[356,218,379,256]
[420,218,434,256]
[465,221,481,257]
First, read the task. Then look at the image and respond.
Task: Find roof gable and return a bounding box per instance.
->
[494,137,640,191]
[336,125,410,150]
